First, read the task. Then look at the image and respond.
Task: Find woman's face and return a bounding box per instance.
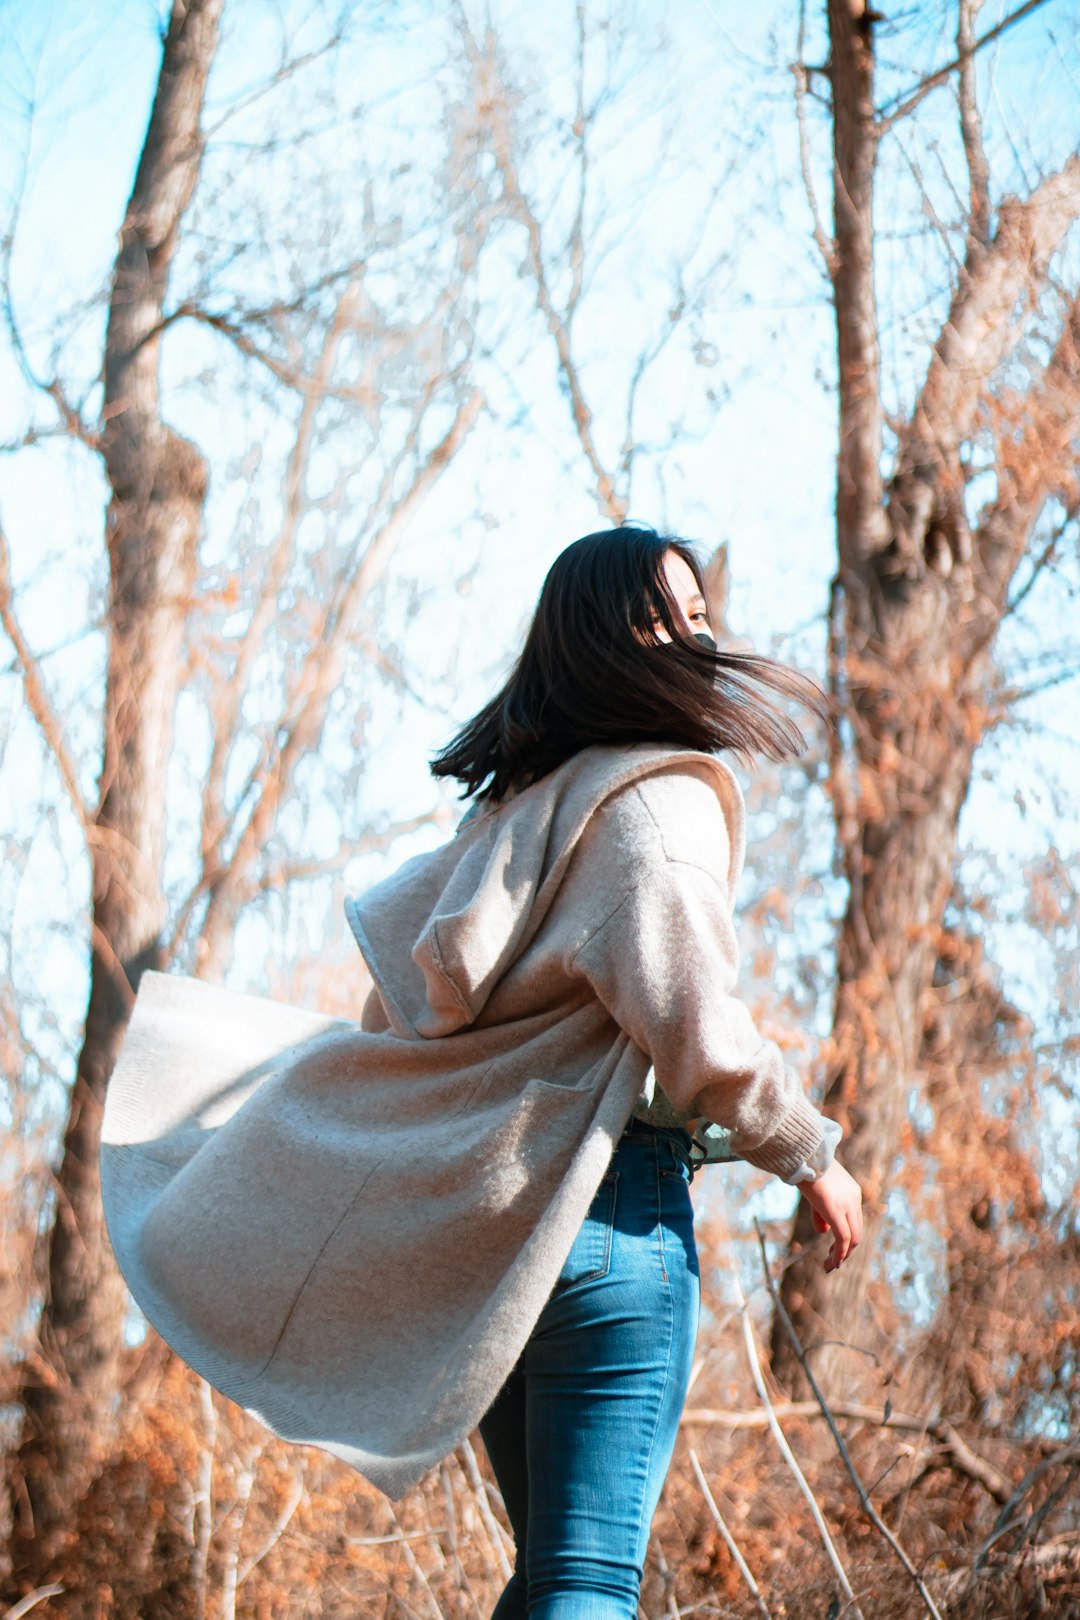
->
[651,550,712,643]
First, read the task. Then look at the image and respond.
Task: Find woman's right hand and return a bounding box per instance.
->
[799,1160,863,1273]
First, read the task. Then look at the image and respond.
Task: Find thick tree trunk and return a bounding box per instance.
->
[771,3,1080,1396]
[774,606,991,1392]
[7,0,223,1591]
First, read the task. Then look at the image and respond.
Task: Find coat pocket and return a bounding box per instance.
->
[551,1168,619,1295]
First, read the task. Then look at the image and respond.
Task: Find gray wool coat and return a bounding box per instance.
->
[101,743,827,1498]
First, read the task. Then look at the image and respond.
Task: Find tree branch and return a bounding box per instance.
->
[201,26,346,141]
[754,1221,945,1619]
[186,387,482,976]
[998,664,1080,708]
[828,0,890,565]
[793,0,837,280]
[165,298,380,404]
[688,1449,773,1619]
[1001,514,1069,623]
[877,0,1053,133]
[683,1402,1012,1503]
[461,20,624,520]
[566,0,588,323]
[1,161,103,455]
[2,1583,66,1620]
[258,818,443,890]
[198,275,364,873]
[974,1445,1080,1572]
[0,522,89,828]
[721,1226,864,1616]
[887,157,1080,573]
[234,1464,305,1587]
[958,0,992,255]
[967,293,1080,624]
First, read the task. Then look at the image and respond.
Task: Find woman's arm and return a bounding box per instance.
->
[571,857,828,1182]
[572,859,862,1267]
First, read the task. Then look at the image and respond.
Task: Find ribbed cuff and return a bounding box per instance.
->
[741,1090,828,1182]
[788,1117,843,1185]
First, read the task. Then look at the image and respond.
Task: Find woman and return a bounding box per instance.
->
[432,526,860,1619]
[101,525,861,1619]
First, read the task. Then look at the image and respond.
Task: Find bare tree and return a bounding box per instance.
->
[6,2,225,1581]
[1,0,486,1596]
[772,0,1080,1393]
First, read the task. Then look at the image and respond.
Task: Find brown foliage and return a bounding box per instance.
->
[7,1333,1075,1620]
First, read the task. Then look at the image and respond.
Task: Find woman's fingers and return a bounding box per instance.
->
[826,1208,853,1271]
[800,1160,864,1273]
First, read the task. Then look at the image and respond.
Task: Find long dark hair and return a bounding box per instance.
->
[431,525,827,801]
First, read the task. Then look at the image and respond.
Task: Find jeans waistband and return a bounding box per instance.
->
[618,1116,696,1175]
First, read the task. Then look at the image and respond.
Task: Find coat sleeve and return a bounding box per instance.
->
[570,858,826,1182]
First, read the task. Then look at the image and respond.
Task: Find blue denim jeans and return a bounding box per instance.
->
[478,1120,700,1619]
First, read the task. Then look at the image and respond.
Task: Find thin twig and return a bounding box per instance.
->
[682,1403,1011,1502]
[877,0,1052,131]
[157,301,375,402]
[202,28,346,140]
[182,384,481,976]
[754,1221,944,1620]
[688,1449,772,1619]
[219,1456,257,1620]
[793,0,836,278]
[191,1380,217,1620]
[566,0,588,323]
[1003,517,1070,624]
[0,522,88,829]
[652,1536,683,1620]
[974,1444,1080,1572]
[1016,1463,1079,1552]
[348,1529,450,1546]
[197,273,364,877]
[457,16,623,519]
[729,1259,864,1616]
[457,1437,513,1582]
[934,1422,1012,1504]
[236,1462,305,1584]
[2,1588,65,1620]
[385,1501,447,1620]
[1000,665,1080,708]
[439,1462,482,1620]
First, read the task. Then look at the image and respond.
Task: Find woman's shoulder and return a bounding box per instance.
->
[583,750,746,889]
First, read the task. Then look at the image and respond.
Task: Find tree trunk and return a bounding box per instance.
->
[8,0,223,1591]
[771,2,1080,1395]
[773,613,992,1393]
